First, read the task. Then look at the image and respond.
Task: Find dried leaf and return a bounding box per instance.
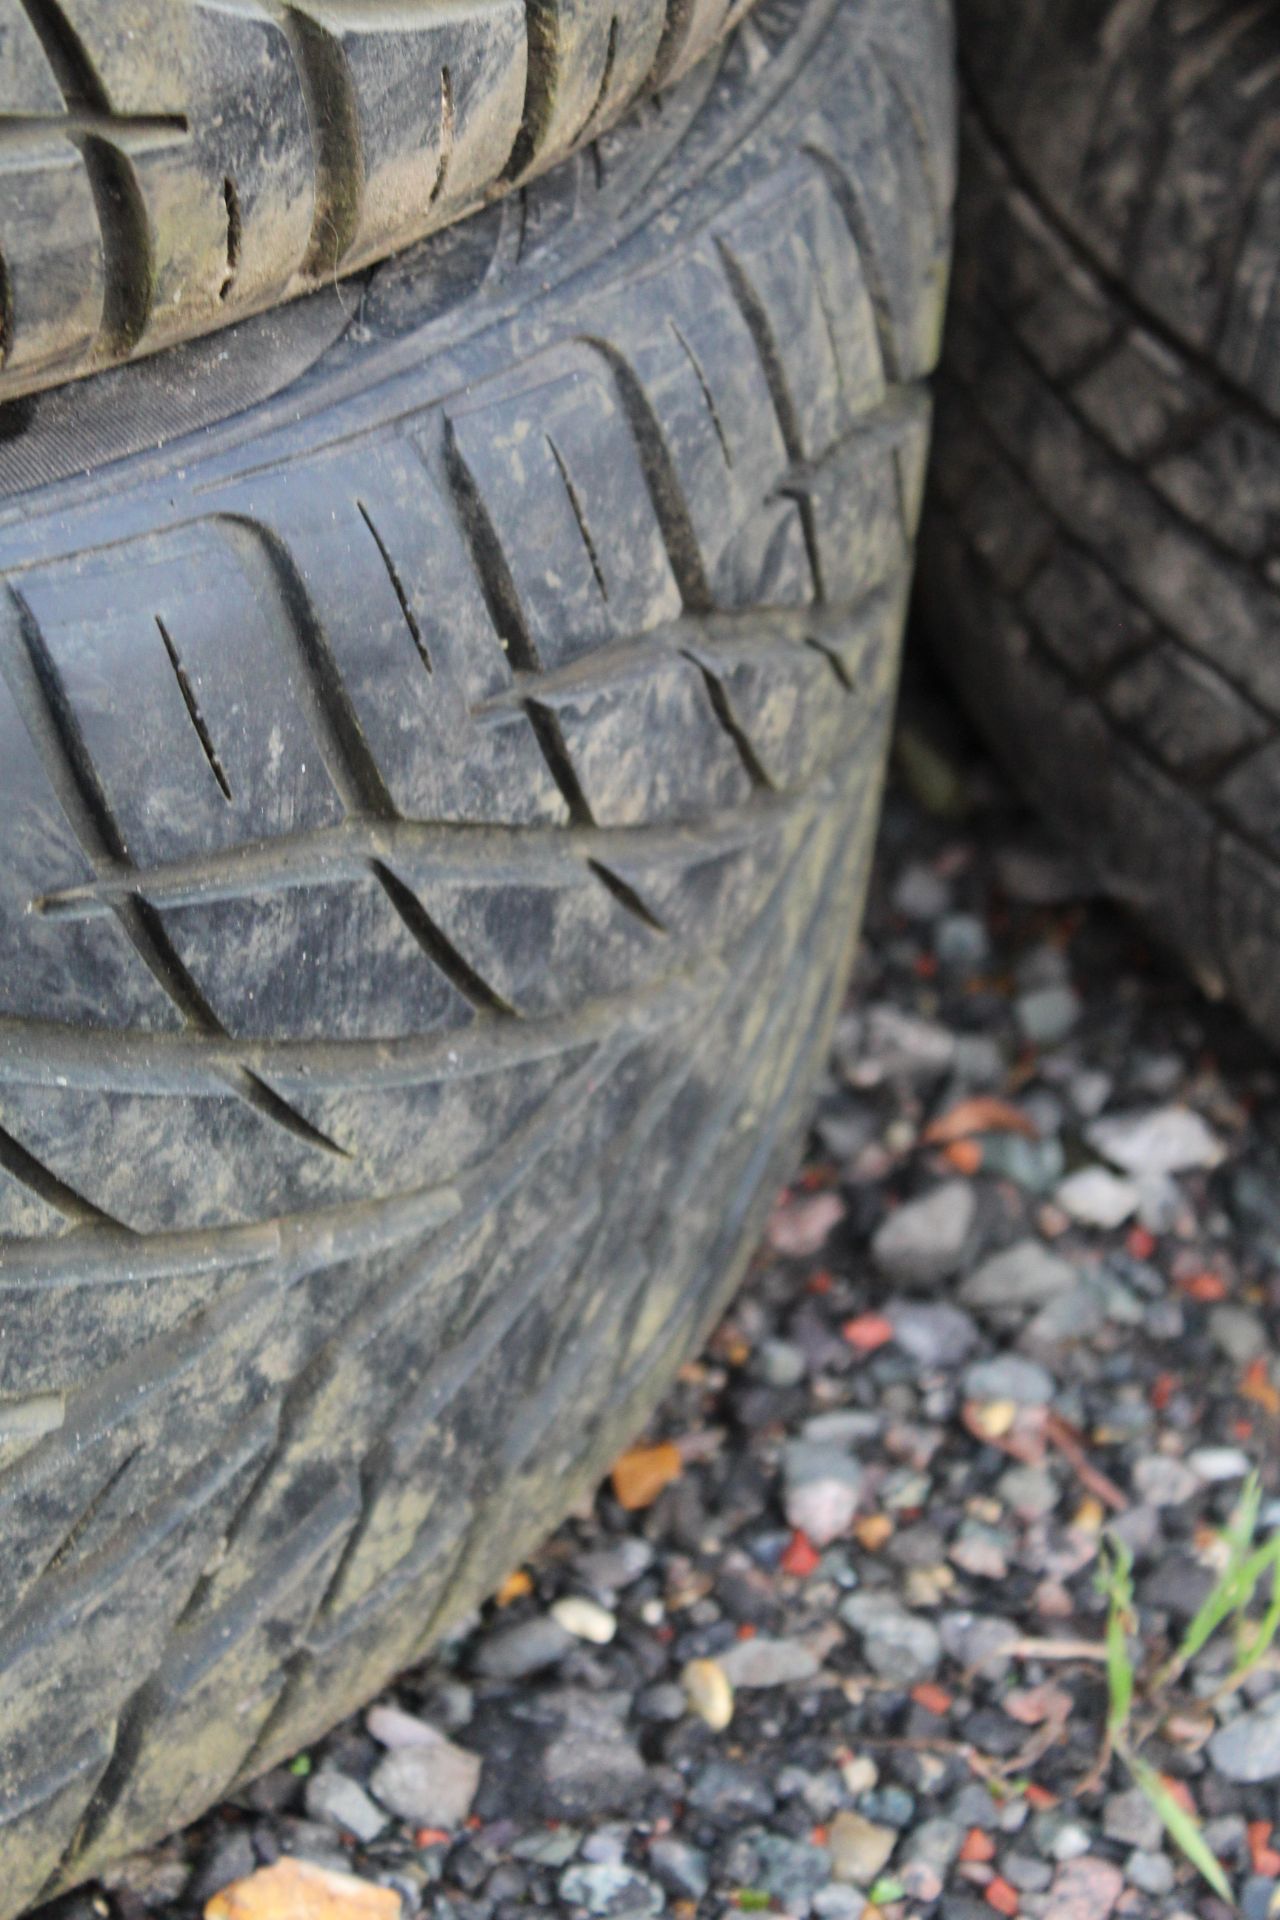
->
[923,1096,1038,1144]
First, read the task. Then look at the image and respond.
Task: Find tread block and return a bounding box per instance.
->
[530,652,754,824]
[74,1482,360,1876]
[258,1042,593,1190]
[291,1,527,268]
[16,527,344,867]
[153,874,475,1041]
[388,857,660,1017]
[0,1078,369,1232]
[1103,643,1269,782]
[443,354,682,667]
[0,1405,274,1812]
[0,141,105,379]
[0,1732,112,1920]
[230,447,570,828]
[789,413,915,603]
[589,248,792,598]
[712,164,887,459]
[0,650,185,1030]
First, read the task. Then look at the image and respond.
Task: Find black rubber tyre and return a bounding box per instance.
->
[921,2,1280,1042]
[0,0,758,401]
[0,3,953,1907]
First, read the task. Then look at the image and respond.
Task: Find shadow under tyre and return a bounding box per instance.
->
[921,0,1280,1042]
[0,0,954,1906]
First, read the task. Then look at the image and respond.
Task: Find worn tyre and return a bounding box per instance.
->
[921,2,1280,1041]
[0,0,767,401]
[0,1,953,1906]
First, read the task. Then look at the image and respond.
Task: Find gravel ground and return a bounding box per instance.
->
[52,686,1280,1920]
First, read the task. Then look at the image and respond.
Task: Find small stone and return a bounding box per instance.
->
[732,1830,831,1906]
[872,1182,977,1288]
[900,1818,963,1902]
[682,1657,735,1731]
[648,1839,709,1901]
[855,1005,956,1084]
[474,1616,574,1678]
[939,1612,1019,1677]
[936,913,990,971]
[1042,1822,1093,1863]
[827,1811,897,1885]
[1086,1105,1223,1176]
[998,1464,1059,1519]
[575,1536,654,1594]
[753,1337,808,1387]
[551,1595,617,1644]
[1055,1166,1139,1229]
[1016,984,1080,1047]
[511,1828,583,1866]
[840,1594,941,1683]
[686,1760,776,1818]
[767,1189,846,1256]
[369,1735,481,1830]
[718,1636,820,1689]
[1208,1304,1269,1364]
[1044,1855,1124,1919]
[558,1863,663,1917]
[366,1705,441,1752]
[887,1300,978,1368]
[204,1860,401,1920]
[1125,1851,1174,1896]
[305,1773,386,1845]
[1209,1694,1280,1782]
[960,1240,1077,1312]
[1131,1455,1198,1507]
[812,1889,864,1919]
[894,862,951,919]
[1242,1876,1280,1920]
[948,1523,1010,1580]
[1189,1445,1252,1483]
[1102,1789,1162,1852]
[610,1441,682,1511]
[783,1442,862,1547]
[963,1354,1055,1406]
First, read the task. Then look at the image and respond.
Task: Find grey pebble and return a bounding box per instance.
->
[1209,1693,1280,1782]
[304,1771,386,1844]
[369,1737,481,1829]
[962,1353,1055,1406]
[886,1300,978,1368]
[1016,984,1080,1047]
[1125,1850,1174,1896]
[1207,1303,1269,1364]
[840,1593,941,1682]
[648,1838,709,1901]
[473,1615,575,1678]
[959,1240,1077,1312]
[871,1181,977,1288]
[558,1862,664,1917]
[718,1636,820,1689]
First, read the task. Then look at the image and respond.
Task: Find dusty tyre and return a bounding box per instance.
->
[0,0,761,400]
[0,0,953,1905]
[921,2,1280,1041]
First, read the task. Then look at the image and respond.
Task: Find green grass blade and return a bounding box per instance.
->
[1099,1537,1135,1735]
[1128,1758,1235,1909]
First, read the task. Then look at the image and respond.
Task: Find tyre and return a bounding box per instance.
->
[920,2,1280,1041]
[0,2,954,1906]
[0,0,758,400]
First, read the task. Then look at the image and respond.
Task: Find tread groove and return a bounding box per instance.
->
[355,501,432,674]
[155,617,233,803]
[371,859,516,1016]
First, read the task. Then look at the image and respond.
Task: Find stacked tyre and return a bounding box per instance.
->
[0,0,954,1907]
